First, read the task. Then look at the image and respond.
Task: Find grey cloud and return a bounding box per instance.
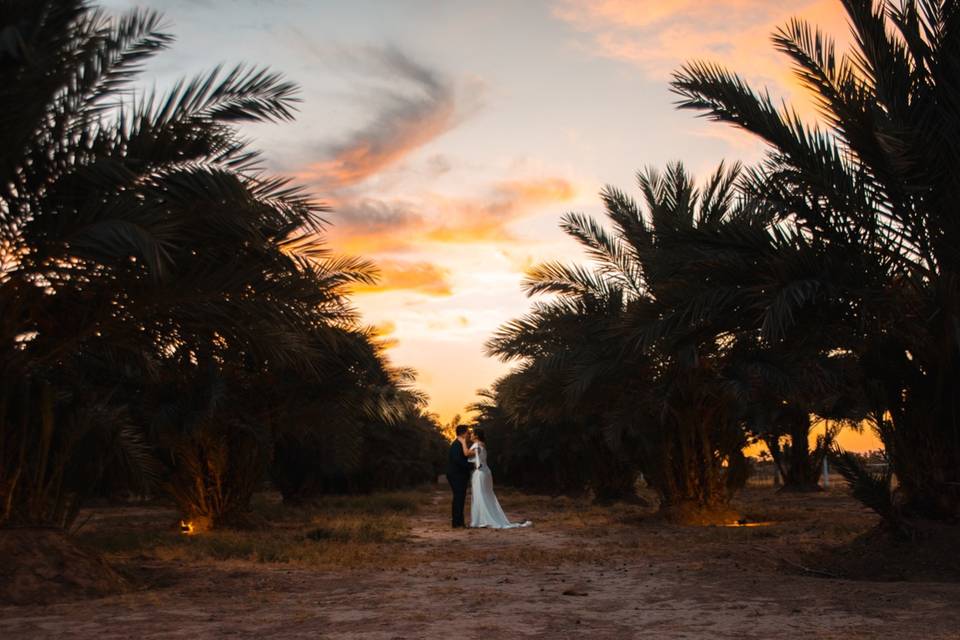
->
[333,198,424,233]
[290,38,480,188]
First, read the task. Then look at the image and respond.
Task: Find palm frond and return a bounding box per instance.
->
[829,444,898,524]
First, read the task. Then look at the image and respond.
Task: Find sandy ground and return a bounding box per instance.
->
[2,487,959,639]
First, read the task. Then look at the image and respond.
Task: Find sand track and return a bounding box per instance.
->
[1,488,958,639]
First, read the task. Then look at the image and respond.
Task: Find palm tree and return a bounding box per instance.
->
[486,232,645,501]
[670,0,960,523]
[489,163,758,516]
[472,369,640,499]
[268,328,440,502]
[717,320,869,492]
[0,1,373,527]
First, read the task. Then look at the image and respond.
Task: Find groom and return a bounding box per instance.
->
[447,424,473,528]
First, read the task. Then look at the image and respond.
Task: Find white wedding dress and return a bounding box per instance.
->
[469,443,532,529]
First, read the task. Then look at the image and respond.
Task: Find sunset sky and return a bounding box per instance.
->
[101,0,877,450]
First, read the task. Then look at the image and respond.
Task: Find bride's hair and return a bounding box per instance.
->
[472,428,486,443]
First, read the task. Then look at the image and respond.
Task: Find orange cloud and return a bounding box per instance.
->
[370,320,400,349]
[327,177,578,252]
[351,260,453,297]
[427,178,577,244]
[554,0,849,104]
[372,320,397,335]
[326,198,427,254]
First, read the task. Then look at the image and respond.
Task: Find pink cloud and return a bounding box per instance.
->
[554,0,850,95]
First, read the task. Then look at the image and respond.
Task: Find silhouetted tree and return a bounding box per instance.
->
[488,164,758,516]
[671,0,960,524]
[0,0,405,529]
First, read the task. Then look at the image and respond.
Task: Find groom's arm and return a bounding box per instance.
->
[454,441,471,468]
[458,449,473,473]
[450,442,468,473]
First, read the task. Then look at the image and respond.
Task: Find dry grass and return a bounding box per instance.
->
[66,484,921,576]
[72,486,655,572]
[76,489,433,570]
[489,489,653,530]
[251,489,431,520]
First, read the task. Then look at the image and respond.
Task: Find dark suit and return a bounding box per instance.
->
[447,439,473,527]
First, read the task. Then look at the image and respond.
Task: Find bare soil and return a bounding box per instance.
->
[2,487,959,639]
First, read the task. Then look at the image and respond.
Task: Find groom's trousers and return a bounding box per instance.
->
[448,473,468,527]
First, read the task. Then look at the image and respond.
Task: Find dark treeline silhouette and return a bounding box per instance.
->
[0,0,444,531]
[481,0,960,532]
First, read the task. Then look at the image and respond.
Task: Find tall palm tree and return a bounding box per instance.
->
[489,163,757,516]
[486,224,646,501]
[670,0,960,523]
[0,0,374,527]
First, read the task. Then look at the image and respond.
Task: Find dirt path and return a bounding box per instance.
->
[2,489,959,639]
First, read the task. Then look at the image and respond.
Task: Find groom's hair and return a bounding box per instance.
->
[455,424,469,436]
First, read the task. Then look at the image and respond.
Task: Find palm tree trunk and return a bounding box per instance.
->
[779,413,821,493]
[890,367,960,521]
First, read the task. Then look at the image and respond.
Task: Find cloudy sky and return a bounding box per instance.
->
[100,0,876,448]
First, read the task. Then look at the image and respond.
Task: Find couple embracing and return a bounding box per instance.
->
[447,425,532,529]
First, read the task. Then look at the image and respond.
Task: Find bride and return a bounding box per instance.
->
[464,428,531,529]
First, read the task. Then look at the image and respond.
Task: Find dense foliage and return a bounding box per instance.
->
[669,0,960,525]
[0,0,442,529]
[485,165,755,513]
[484,0,960,529]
